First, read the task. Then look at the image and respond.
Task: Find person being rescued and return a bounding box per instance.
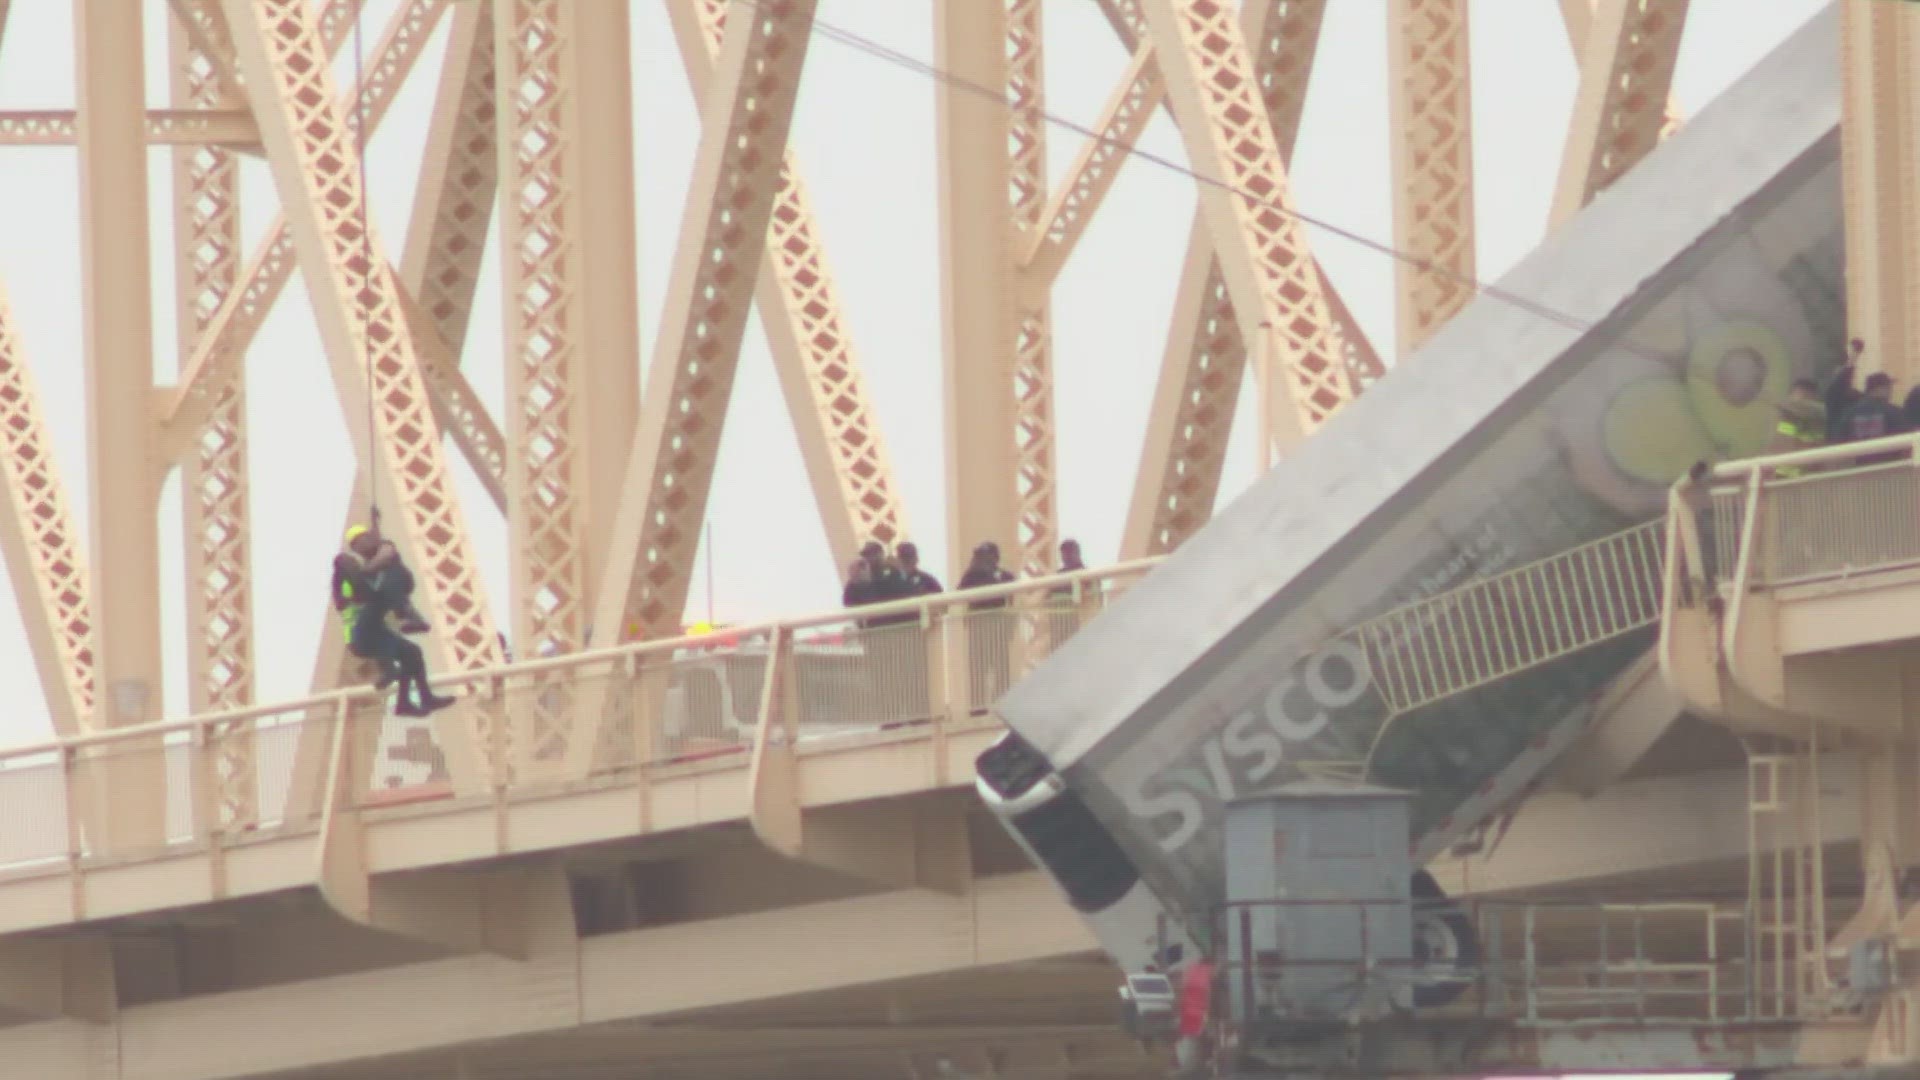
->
[333,510,454,716]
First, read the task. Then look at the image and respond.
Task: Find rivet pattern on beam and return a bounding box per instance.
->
[499,0,590,681]
[1387,0,1476,353]
[172,5,257,828]
[225,0,501,674]
[165,0,451,460]
[607,0,821,643]
[0,288,94,735]
[1554,0,1690,224]
[1007,0,1059,576]
[691,0,909,557]
[1144,0,1356,435]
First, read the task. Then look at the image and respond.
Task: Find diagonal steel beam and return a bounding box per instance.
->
[1386,0,1476,355]
[157,0,451,468]
[221,0,502,684]
[1551,0,1692,226]
[1140,0,1357,447]
[667,0,909,570]
[578,0,820,771]
[290,2,503,813]
[0,283,93,736]
[1117,0,1383,558]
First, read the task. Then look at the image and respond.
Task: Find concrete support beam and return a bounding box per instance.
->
[749,630,973,893]
[0,872,1091,1079]
[1431,754,1862,896]
[0,934,113,1023]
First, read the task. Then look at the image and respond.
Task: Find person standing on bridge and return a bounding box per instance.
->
[959,542,1017,712]
[334,518,455,717]
[1045,538,1090,651]
[874,542,941,719]
[1766,378,1826,478]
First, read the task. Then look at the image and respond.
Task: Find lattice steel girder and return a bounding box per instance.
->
[221,0,502,672]
[0,109,259,147]
[591,0,819,648]
[159,0,450,469]
[1838,0,1920,382]
[167,0,366,117]
[1020,41,1162,289]
[1386,0,1475,356]
[1120,215,1243,560]
[1121,0,1379,558]
[298,5,502,805]
[399,2,497,368]
[669,0,908,568]
[0,284,92,737]
[167,0,243,102]
[1551,0,1692,227]
[1558,0,1684,140]
[1139,0,1356,445]
[75,0,166,853]
[497,0,641,665]
[934,0,1021,575]
[1007,0,1061,578]
[170,0,257,833]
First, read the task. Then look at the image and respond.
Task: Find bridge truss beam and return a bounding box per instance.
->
[666,0,909,574]
[220,0,502,681]
[591,0,820,650]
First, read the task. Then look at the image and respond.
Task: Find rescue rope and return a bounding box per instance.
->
[351,0,377,520]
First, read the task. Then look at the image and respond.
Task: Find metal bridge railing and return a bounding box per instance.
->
[0,498,1700,881]
[1669,432,1920,602]
[1211,896,1804,1029]
[0,559,1164,875]
[1350,520,1666,718]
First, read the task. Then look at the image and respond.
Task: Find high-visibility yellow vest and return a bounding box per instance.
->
[338,549,367,642]
[339,579,363,643]
[1774,417,1820,478]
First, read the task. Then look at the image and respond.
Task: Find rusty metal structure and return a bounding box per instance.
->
[2,2,1917,1078]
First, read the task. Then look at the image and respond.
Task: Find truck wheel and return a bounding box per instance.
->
[1410,869,1479,1009]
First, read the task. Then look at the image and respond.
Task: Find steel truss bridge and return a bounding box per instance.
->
[0,1,1915,1079]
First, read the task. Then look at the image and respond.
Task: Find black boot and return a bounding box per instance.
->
[416,690,457,714]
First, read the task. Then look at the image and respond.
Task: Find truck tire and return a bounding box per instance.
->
[1410,869,1479,1009]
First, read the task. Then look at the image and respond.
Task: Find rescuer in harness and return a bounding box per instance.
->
[333,514,453,716]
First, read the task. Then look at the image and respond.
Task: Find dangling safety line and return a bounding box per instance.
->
[351,0,378,519]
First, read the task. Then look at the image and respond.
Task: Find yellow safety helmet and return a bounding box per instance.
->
[344,524,371,546]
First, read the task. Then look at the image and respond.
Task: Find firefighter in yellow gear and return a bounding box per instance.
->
[1766,378,1825,479]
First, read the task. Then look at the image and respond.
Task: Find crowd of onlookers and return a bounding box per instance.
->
[840,537,1090,712]
[841,537,1087,615]
[1678,339,1920,599]
[1769,339,1920,460]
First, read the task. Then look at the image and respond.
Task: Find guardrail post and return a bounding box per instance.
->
[316,697,370,924]
[190,720,227,899]
[747,626,801,855]
[61,745,84,923]
[921,605,947,724]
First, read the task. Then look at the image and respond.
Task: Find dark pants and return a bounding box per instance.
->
[351,617,430,705]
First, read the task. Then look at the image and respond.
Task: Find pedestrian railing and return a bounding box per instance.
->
[0,559,1162,875]
[1668,433,1920,605]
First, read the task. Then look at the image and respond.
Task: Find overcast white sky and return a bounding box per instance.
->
[0,0,1828,745]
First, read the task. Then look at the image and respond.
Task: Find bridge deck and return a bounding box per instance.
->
[0,562,1156,931]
